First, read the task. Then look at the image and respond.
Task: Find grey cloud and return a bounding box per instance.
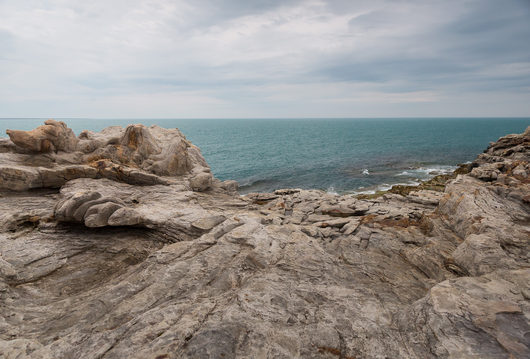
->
[315,0,530,93]
[0,0,529,117]
[176,0,303,28]
[0,30,15,58]
[316,58,472,82]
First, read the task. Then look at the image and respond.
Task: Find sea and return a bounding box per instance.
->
[1,118,528,194]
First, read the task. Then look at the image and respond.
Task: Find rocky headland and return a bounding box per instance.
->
[0,120,529,359]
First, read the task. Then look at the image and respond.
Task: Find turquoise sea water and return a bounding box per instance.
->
[1,118,529,194]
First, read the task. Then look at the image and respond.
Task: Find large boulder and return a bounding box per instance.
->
[6,119,78,153]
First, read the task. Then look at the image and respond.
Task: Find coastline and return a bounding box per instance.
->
[0,121,529,358]
[353,162,471,199]
[2,117,529,195]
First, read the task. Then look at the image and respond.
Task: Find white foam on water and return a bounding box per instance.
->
[352,179,423,195]
[395,165,457,178]
[326,186,339,195]
[354,189,377,195]
[362,169,370,175]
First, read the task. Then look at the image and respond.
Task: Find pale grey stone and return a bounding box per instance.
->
[0,124,528,359]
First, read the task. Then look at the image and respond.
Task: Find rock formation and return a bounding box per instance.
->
[5,119,78,153]
[0,121,528,359]
[0,121,222,192]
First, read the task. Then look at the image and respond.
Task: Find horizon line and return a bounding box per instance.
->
[1,116,530,120]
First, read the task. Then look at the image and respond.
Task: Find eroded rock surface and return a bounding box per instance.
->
[6,119,78,153]
[0,123,529,359]
[0,121,223,192]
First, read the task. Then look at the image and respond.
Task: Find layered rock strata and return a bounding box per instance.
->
[0,121,227,192]
[0,122,529,359]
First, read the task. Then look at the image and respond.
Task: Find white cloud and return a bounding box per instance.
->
[0,0,529,117]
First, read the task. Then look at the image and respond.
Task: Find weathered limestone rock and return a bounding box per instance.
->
[6,119,78,153]
[189,171,213,192]
[319,204,359,217]
[399,269,530,358]
[0,125,528,359]
[245,192,279,203]
[1,120,220,192]
[218,179,239,194]
[52,178,238,239]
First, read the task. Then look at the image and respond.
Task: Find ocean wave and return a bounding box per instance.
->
[350,164,456,195]
[353,183,391,195]
[352,180,421,195]
[395,165,457,177]
[238,177,280,193]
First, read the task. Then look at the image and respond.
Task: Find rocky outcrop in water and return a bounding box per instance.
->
[0,122,529,359]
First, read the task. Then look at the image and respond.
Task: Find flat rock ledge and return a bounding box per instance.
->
[0,122,529,359]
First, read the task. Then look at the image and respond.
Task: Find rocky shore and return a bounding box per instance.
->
[0,121,529,359]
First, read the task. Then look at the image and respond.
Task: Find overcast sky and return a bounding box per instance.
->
[1,0,529,118]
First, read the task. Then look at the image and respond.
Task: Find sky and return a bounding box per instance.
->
[1,0,529,118]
